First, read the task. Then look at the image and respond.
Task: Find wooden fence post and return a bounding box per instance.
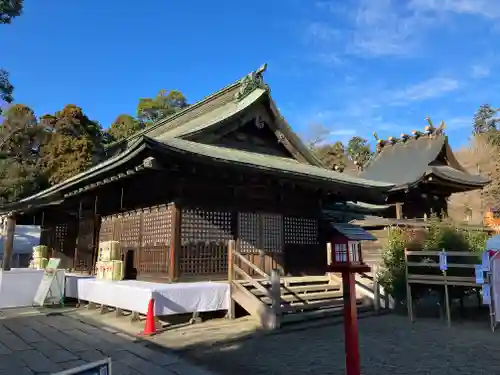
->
[326,242,333,283]
[227,240,235,319]
[2,215,16,271]
[373,263,380,313]
[270,269,281,329]
[169,202,181,281]
[404,248,414,322]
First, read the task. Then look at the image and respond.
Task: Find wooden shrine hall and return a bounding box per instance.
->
[0,64,394,282]
[355,123,489,220]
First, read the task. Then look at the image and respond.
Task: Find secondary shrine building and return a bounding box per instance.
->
[348,125,489,221]
[1,65,393,281]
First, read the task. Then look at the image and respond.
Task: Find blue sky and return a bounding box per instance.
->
[2,0,499,150]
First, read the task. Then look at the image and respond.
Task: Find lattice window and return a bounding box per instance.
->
[180,208,232,275]
[76,216,95,271]
[139,247,169,274]
[181,209,232,243]
[284,216,318,245]
[99,217,114,243]
[119,211,142,246]
[262,214,283,253]
[142,205,172,246]
[238,212,260,253]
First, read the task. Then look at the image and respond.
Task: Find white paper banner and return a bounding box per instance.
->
[439,250,448,271]
[475,265,484,284]
[482,251,491,272]
[483,284,491,305]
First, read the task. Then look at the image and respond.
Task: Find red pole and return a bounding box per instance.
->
[342,271,361,375]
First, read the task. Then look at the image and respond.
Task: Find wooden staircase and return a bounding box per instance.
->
[228,243,370,329]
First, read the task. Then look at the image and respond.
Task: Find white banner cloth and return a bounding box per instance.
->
[76,279,229,316]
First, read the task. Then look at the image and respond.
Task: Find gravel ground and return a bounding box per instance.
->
[176,314,500,375]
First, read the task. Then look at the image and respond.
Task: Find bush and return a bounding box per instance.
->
[378,215,489,305]
[377,226,410,304]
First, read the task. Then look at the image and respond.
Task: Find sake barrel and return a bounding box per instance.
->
[109,260,124,281]
[33,245,48,259]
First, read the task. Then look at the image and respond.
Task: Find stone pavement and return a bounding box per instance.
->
[0,309,218,375]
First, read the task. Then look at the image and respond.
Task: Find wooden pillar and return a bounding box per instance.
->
[227,239,235,319]
[2,215,16,271]
[169,202,181,281]
[342,271,361,375]
[395,203,403,220]
[270,269,281,329]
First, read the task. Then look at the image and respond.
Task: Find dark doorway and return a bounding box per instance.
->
[124,250,137,280]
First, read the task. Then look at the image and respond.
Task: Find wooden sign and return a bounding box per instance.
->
[53,358,112,375]
[33,258,64,307]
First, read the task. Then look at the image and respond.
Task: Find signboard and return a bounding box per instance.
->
[33,258,64,306]
[53,358,112,375]
[439,250,448,271]
[475,265,484,284]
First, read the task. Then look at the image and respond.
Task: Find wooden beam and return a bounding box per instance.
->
[2,215,16,271]
[169,202,181,281]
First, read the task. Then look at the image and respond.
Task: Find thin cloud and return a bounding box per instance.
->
[445,116,471,129]
[305,22,340,42]
[350,0,432,57]
[471,64,491,78]
[391,77,460,103]
[408,0,500,19]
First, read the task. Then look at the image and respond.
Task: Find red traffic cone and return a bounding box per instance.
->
[139,298,157,336]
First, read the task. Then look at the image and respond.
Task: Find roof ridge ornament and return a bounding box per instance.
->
[234,63,269,101]
[424,116,446,136]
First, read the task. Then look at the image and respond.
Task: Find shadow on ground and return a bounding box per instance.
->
[125,307,500,375]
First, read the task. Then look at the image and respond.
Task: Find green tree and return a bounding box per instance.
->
[108,114,143,141]
[0,104,45,203]
[137,89,188,124]
[0,0,24,115]
[346,136,372,169]
[473,104,499,135]
[0,0,23,24]
[40,105,104,185]
[0,70,13,115]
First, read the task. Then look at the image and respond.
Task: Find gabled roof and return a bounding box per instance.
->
[109,64,324,167]
[359,133,489,191]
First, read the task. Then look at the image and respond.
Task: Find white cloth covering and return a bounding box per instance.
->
[64,274,95,299]
[76,278,229,316]
[0,268,65,309]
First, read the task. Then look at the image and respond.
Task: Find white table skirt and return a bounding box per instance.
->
[76,279,229,316]
[152,281,229,316]
[0,268,65,309]
[65,274,95,299]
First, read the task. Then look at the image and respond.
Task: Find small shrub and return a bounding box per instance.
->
[377,226,410,304]
[378,215,489,306]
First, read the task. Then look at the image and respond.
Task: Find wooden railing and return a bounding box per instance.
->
[227,240,355,329]
[405,249,481,327]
